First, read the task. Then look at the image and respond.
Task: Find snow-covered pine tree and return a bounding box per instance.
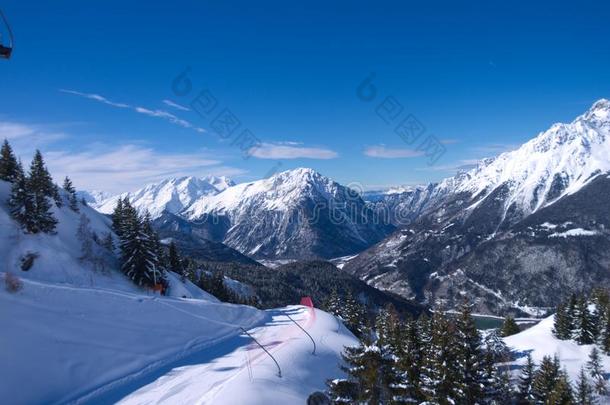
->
[324,288,342,319]
[501,315,521,337]
[575,366,596,405]
[546,370,573,405]
[333,335,394,404]
[142,211,165,286]
[601,304,610,355]
[111,197,126,239]
[119,205,161,288]
[531,355,561,403]
[393,317,425,403]
[62,176,79,212]
[0,139,19,182]
[343,290,367,337]
[374,305,405,403]
[586,347,608,396]
[480,350,511,404]
[483,329,510,364]
[420,311,460,404]
[454,301,486,404]
[517,353,536,404]
[574,296,595,345]
[8,160,37,233]
[553,301,573,340]
[27,150,58,233]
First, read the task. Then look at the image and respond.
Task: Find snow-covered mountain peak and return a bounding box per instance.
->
[437,99,610,218]
[95,175,235,218]
[185,168,340,218]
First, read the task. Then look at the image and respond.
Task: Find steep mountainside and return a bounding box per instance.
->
[153,212,259,265]
[184,168,395,259]
[345,99,610,314]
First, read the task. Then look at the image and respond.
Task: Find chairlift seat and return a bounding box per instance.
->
[0,44,12,59]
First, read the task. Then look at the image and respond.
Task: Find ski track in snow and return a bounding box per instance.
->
[80,306,356,405]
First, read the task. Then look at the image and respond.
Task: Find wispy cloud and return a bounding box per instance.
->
[416,158,481,173]
[45,144,246,193]
[249,142,338,160]
[162,99,190,112]
[363,145,424,159]
[60,89,206,133]
[471,143,518,155]
[0,118,244,193]
[0,121,67,151]
[59,89,130,109]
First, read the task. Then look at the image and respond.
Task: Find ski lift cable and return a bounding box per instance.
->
[0,7,14,57]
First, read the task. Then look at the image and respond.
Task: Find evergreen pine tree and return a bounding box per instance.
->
[501,315,521,337]
[420,311,459,404]
[574,296,595,345]
[62,176,79,212]
[546,370,574,405]
[601,304,610,355]
[0,139,19,182]
[111,198,126,239]
[532,355,561,403]
[575,366,596,405]
[484,329,510,364]
[8,160,36,233]
[324,288,342,318]
[394,317,425,403]
[119,206,162,288]
[27,150,57,233]
[517,353,536,404]
[142,211,165,285]
[168,241,183,276]
[553,301,573,340]
[586,347,608,396]
[334,335,394,404]
[343,290,367,337]
[454,301,486,404]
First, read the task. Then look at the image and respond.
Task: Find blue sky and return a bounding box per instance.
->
[1,0,609,193]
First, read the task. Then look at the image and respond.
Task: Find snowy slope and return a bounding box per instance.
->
[90,306,358,405]
[0,179,355,404]
[0,279,263,404]
[505,315,610,383]
[95,175,235,219]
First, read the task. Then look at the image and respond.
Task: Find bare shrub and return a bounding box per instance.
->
[5,272,23,293]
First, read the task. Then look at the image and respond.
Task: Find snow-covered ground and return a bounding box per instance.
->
[0,179,356,404]
[505,315,610,383]
[95,306,357,405]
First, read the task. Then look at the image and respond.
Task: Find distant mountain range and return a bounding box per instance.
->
[345,99,610,314]
[85,99,610,314]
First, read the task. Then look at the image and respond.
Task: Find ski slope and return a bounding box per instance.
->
[89,306,358,405]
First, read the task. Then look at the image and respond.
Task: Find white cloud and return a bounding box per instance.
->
[162,99,191,112]
[59,89,130,109]
[0,121,67,152]
[60,89,206,133]
[363,145,424,159]
[45,144,246,193]
[249,143,338,160]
